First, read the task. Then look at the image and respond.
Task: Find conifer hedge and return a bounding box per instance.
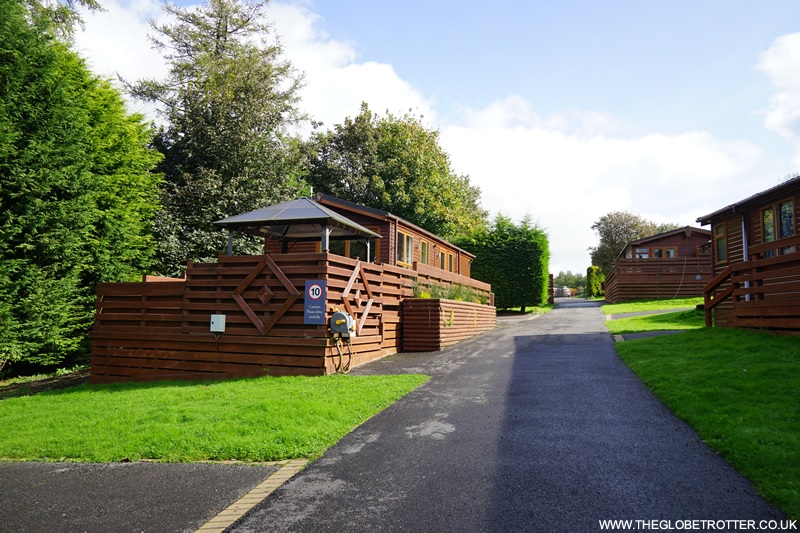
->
[0,0,162,373]
[586,265,605,298]
[458,215,550,309]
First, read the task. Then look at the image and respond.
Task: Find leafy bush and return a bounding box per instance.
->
[586,265,605,298]
[412,281,487,304]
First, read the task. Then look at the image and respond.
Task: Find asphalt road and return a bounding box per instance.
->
[231,299,783,532]
[0,461,278,532]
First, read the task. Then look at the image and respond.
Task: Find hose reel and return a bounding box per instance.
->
[330,310,356,373]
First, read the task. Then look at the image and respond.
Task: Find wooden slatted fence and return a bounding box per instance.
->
[604,257,712,303]
[402,299,497,352]
[704,253,800,330]
[91,253,495,383]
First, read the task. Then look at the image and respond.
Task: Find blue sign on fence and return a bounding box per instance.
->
[304,280,327,325]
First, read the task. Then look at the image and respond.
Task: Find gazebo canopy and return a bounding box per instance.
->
[213,197,381,243]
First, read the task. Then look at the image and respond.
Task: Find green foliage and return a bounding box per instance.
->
[554,270,586,295]
[616,329,800,519]
[23,0,103,38]
[0,0,162,371]
[0,374,428,462]
[128,0,307,276]
[586,265,605,298]
[601,297,703,315]
[303,103,488,241]
[589,211,681,275]
[412,281,487,304]
[605,309,703,334]
[458,214,549,309]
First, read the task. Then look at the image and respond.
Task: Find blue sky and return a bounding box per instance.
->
[75,0,800,273]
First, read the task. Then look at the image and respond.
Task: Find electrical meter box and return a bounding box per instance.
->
[210,314,226,333]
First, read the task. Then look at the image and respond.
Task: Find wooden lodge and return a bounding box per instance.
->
[262,194,476,278]
[698,175,800,330]
[90,196,495,383]
[603,226,712,303]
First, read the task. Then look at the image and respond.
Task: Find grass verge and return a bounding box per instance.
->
[616,328,800,519]
[0,374,428,463]
[605,309,704,335]
[602,297,703,315]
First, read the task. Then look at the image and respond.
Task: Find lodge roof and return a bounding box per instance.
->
[697,174,800,225]
[213,197,382,242]
[616,226,711,260]
[315,193,476,259]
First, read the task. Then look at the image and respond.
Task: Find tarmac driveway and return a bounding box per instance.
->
[231,299,783,532]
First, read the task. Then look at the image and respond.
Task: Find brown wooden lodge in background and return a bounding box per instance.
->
[698,175,800,330]
[603,226,712,303]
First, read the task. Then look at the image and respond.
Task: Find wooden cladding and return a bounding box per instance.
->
[604,257,712,303]
[91,253,494,383]
[704,252,800,330]
[401,299,497,352]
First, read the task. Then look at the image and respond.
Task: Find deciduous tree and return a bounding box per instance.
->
[555,270,586,295]
[589,211,680,275]
[303,103,487,241]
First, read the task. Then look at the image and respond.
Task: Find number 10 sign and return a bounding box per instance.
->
[303,280,326,325]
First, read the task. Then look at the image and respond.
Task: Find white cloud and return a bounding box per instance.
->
[73,0,169,118]
[266,2,435,130]
[441,98,761,273]
[758,33,800,165]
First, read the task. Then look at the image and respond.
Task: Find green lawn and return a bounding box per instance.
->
[0,374,428,463]
[605,309,704,335]
[601,297,703,315]
[616,328,800,519]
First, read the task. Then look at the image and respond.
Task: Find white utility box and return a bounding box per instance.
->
[210,314,226,333]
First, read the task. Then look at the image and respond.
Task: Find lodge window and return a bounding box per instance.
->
[779,200,796,254]
[762,207,776,258]
[397,231,413,267]
[714,223,727,263]
[439,251,446,269]
[327,234,380,263]
[635,247,649,259]
[420,240,430,266]
[653,248,663,258]
[666,248,676,258]
[447,253,454,273]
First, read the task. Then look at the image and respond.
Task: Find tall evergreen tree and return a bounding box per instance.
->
[0,0,162,372]
[304,103,487,241]
[458,214,550,310]
[128,0,307,276]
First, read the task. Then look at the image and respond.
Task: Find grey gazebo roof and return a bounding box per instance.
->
[213,197,381,241]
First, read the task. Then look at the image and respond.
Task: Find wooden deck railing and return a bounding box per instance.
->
[91,253,495,383]
[703,253,800,329]
[604,257,711,303]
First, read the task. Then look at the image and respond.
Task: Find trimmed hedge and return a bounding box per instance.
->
[586,265,605,298]
[458,215,549,309]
